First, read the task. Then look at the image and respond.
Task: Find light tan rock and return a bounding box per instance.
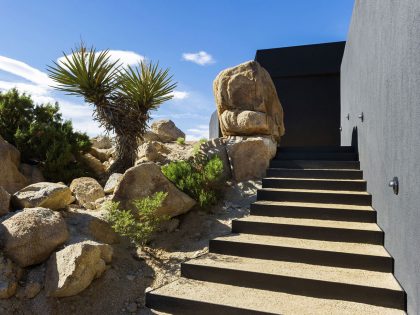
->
[0,255,22,299]
[89,147,113,162]
[70,177,105,210]
[1,207,69,267]
[19,164,45,185]
[81,153,105,176]
[0,187,11,216]
[0,137,28,194]
[200,138,231,180]
[104,173,123,194]
[137,141,168,162]
[151,119,185,143]
[12,182,74,210]
[112,162,196,218]
[226,136,277,181]
[91,136,112,149]
[143,130,161,142]
[213,60,285,141]
[45,241,113,297]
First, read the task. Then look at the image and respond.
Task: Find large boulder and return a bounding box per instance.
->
[19,164,45,185]
[151,120,185,143]
[112,162,196,218]
[1,207,69,267]
[0,255,22,299]
[91,136,112,150]
[12,182,74,210]
[104,173,123,194]
[45,240,113,297]
[0,187,11,217]
[69,177,105,210]
[226,136,277,181]
[0,136,28,194]
[213,60,285,141]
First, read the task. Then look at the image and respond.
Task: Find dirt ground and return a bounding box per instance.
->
[0,180,261,315]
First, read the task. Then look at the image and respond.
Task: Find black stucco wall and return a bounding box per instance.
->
[341,1,420,313]
[255,42,345,147]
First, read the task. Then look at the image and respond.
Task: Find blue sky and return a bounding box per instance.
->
[0,0,354,140]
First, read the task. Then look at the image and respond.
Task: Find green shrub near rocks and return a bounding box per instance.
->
[0,88,92,183]
[105,192,169,246]
[161,155,224,208]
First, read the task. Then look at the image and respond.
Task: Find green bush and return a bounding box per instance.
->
[176,137,185,145]
[162,155,224,208]
[192,138,208,156]
[0,88,92,182]
[105,192,169,246]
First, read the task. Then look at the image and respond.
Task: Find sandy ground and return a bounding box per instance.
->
[0,180,261,315]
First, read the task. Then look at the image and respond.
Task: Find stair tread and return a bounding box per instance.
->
[269,167,361,170]
[149,278,404,315]
[236,216,381,231]
[265,177,366,182]
[260,187,370,195]
[185,253,402,291]
[213,234,390,257]
[254,200,374,211]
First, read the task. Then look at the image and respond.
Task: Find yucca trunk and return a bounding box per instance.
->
[109,132,138,173]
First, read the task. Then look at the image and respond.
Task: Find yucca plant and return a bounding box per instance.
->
[48,43,176,173]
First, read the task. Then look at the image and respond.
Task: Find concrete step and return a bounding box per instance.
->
[182,254,405,309]
[267,168,364,179]
[146,278,405,315]
[277,146,355,153]
[262,177,367,191]
[257,188,372,205]
[232,216,383,244]
[209,234,393,272]
[275,152,358,161]
[251,201,377,222]
[270,160,360,169]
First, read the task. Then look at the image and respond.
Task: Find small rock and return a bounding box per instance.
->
[0,255,21,299]
[126,275,135,281]
[151,120,185,143]
[70,177,105,209]
[12,182,74,210]
[104,173,123,194]
[89,147,113,162]
[145,287,153,293]
[81,153,106,176]
[45,240,113,297]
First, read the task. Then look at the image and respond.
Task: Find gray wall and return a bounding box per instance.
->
[341,1,420,313]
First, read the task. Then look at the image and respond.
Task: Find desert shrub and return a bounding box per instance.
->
[0,88,92,182]
[162,155,224,208]
[192,138,208,156]
[176,137,185,145]
[105,192,169,246]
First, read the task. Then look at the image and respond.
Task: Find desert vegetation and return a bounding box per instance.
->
[48,43,176,173]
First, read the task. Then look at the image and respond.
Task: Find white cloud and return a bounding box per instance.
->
[182,51,215,66]
[57,50,145,67]
[0,56,54,86]
[170,90,189,100]
[185,124,209,141]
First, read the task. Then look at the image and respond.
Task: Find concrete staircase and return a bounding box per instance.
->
[146,146,406,314]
